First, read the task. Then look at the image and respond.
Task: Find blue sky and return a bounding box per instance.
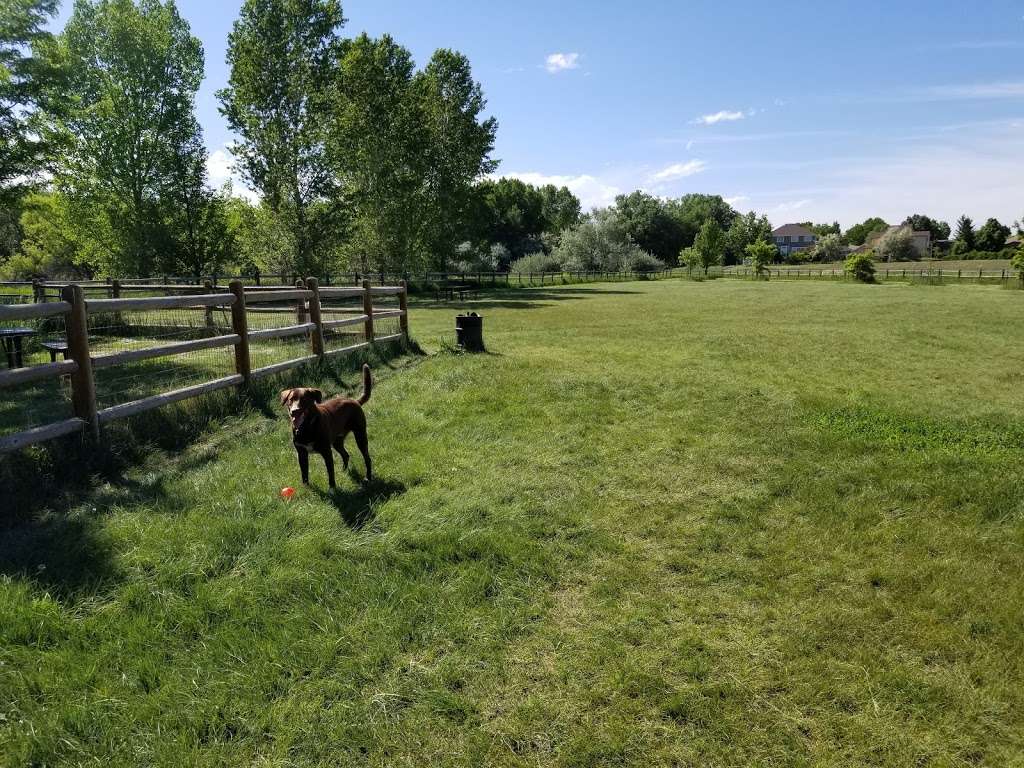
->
[52,0,1024,228]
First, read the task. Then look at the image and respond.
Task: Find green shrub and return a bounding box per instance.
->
[509,251,562,274]
[554,209,647,272]
[785,248,814,265]
[627,251,665,273]
[844,251,876,283]
[812,233,844,262]
[1012,247,1024,278]
[875,227,919,262]
[745,239,776,278]
[935,247,1018,261]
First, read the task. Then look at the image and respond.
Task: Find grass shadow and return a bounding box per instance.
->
[0,515,121,600]
[315,476,407,530]
[411,286,645,311]
[0,472,179,600]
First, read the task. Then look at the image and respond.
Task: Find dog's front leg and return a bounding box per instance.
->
[296,447,310,485]
[321,448,336,489]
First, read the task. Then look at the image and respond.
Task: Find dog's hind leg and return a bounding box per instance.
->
[333,434,350,470]
[353,425,372,481]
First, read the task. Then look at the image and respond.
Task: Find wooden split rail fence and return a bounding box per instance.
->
[0,279,409,454]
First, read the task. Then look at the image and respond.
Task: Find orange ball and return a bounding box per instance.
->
[280,487,295,499]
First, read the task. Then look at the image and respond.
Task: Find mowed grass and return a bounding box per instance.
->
[1,279,1023,766]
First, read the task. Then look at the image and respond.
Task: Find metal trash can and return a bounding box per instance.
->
[455,313,484,352]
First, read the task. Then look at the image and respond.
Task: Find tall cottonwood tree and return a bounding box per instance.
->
[330,33,426,272]
[414,49,497,269]
[50,0,207,275]
[328,37,498,272]
[0,0,63,210]
[219,0,345,276]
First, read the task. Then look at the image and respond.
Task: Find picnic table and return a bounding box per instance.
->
[437,283,478,301]
[0,327,36,368]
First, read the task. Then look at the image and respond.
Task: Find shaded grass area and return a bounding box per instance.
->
[2,280,1023,766]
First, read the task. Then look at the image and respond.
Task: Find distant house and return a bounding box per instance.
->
[864,225,931,259]
[771,224,817,257]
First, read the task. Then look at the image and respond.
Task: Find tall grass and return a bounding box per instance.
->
[1,279,1022,766]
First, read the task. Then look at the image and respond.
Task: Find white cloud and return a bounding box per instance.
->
[915,81,1024,100]
[544,52,580,74]
[206,146,259,203]
[772,199,813,214]
[496,171,620,209]
[724,195,750,207]
[206,148,233,186]
[650,159,707,182]
[693,109,746,125]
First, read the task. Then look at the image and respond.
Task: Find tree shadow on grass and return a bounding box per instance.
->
[0,473,180,601]
[0,514,120,600]
[315,475,407,530]
[413,286,644,311]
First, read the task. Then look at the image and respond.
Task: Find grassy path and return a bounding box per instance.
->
[2,279,1022,766]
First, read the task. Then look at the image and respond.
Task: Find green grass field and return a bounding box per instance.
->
[2,279,1023,766]
[724,258,1015,274]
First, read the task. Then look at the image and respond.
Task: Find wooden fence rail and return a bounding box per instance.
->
[0,279,409,454]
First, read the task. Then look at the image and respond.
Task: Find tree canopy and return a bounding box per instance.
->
[0,0,63,208]
[902,214,950,242]
[692,218,726,274]
[954,215,976,252]
[844,217,888,245]
[219,0,345,276]
[975,217,1010,252]
[47,0,213,276]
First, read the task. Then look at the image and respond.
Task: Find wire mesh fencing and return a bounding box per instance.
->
[86,304,236,412]
[0,309,72,438]
[245,295,317,373]
[1,280,409,453]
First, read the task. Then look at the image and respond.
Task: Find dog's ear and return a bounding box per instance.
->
[309,389,323,403]
[279,388,293,406]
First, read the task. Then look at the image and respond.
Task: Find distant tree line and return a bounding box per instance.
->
[509,192,774,275]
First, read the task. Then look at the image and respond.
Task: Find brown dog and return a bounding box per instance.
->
[280,364,372,488]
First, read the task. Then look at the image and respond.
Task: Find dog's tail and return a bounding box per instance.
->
[357,363,372,405]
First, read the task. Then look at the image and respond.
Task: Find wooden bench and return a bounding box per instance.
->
[40,340,70,363]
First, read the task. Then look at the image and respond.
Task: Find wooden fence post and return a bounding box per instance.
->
[228,280,250,383]
[305,277,324,358]
[62,284,99,441]
[362,279,375,343]
[294,278,308,325]
[204,280,215,328]
[398,280,409,340]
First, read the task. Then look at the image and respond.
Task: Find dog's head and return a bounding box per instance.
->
[280,387,323,430]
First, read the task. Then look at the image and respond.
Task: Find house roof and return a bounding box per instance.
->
[771,224,815,238]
